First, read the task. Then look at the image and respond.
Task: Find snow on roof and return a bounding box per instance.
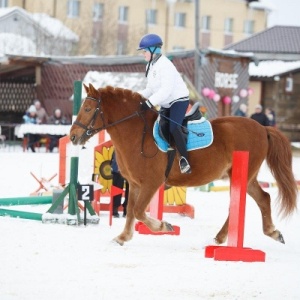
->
[73,71,147,99]
[249,60,300,77]
[74,70,201,101]
[249,0,275,11]
[0,6,78,41]
[0,6,16,17]
[83,71,147,91]
[0,33,36,56]
[205,47,255,58]
[32,13,78,41]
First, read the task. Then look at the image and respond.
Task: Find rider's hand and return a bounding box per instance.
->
[140,100,153,111]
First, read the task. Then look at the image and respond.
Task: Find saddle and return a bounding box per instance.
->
[159,102,202,143]
[154,102,213,178]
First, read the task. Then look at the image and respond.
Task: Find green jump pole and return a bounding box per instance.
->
[0,208,42,221]
[45,81,96,223]
[67,80,81,218]
[0,196,52,206]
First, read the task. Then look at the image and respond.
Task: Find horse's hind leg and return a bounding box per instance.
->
[214,216,229,244]
[247,179,285,243]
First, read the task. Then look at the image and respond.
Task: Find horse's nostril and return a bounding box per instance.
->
[70,135,75,142]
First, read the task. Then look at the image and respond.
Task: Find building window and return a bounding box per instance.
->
[117,41,125,55]
[224,18,233,34]
[0,0,8,8]
[67,0,80,18]
[146,9,157,25]
[202,15,211,31]
[285,77,293,93]
[93,3,104,21]
[244,20,254,35]
[175,13,186,28]
[118,6,128,23]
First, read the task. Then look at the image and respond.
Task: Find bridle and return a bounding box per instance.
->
[73,96,157,157]
[74,96,141,138]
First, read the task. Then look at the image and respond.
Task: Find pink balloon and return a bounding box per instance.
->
[208,90,216,99]
[213,94,221,102]
[223,96,231,104]
[202,87,210,97]
[239,89,248,98]
[248,88,254,96]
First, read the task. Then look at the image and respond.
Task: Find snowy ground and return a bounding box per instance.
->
[0,145,299,300]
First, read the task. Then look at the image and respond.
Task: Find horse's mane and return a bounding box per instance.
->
[93,85,143,104]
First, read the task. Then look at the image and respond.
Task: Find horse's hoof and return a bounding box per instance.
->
[213,237,221,245]
[112,237,124,246]
[277,231,285,244]
[165,222,174,232]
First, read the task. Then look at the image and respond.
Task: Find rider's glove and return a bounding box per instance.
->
[140,100,153,111]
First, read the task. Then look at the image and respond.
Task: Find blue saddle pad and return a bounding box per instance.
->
[153,118,214,153]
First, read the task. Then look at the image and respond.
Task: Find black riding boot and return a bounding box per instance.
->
[172,126,191,174]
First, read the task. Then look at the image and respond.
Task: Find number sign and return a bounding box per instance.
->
[77,184,94,201]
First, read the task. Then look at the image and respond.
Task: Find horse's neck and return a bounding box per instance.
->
[106,114,156,155]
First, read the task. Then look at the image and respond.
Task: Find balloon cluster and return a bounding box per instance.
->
[202,87,254,105]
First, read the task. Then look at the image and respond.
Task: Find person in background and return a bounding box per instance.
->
[111,150,129,218]
[23,105,40,152]
[47,108,70,152]
[265,107,276,127]
[137,33,191,174]
[234,103,248,117]
[250,104,270,126]
[34,99,48,124]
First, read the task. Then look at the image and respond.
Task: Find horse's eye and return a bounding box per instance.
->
[84,106,91,112]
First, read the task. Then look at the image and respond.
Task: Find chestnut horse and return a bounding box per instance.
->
[70,84,298,246]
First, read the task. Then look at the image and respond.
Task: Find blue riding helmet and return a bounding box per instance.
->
[137,34,163,50]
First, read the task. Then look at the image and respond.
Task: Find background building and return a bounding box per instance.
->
[5,0,269,55]
[0,6,78,56]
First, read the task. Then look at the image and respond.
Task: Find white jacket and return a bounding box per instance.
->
[139,55,189,108]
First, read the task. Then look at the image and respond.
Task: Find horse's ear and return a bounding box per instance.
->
[89,83,97,94]
[83,83,89,93]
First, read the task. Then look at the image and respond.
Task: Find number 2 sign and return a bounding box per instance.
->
[77,184,94,201]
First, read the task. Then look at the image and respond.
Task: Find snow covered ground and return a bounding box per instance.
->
[0,146,299,300]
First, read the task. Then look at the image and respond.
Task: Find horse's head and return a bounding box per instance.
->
[69,83,104,145]
[70,83,148,145]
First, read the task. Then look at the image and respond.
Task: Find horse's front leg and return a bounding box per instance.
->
[133,185,174,234]
[113,186,138,246]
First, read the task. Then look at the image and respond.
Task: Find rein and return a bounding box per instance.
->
[74,96,157,158]
[74,96,140,136]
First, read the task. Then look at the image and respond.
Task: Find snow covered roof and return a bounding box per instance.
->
[0,33,36,56]
[83,71,147,94]
[249,60,300,77]
[203,47,255,59]
[74,71,201,101]
[68,71,147,100]
[249,0,275,11]
[0,6,78,41]
[32,13,78,41]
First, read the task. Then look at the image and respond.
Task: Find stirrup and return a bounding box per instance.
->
[179,156,191,174]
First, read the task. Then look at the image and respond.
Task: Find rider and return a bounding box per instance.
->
[138,33,191,174]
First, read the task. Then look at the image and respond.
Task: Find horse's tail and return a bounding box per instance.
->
[266,127,298,218]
